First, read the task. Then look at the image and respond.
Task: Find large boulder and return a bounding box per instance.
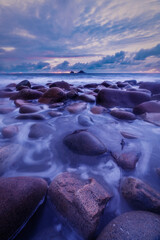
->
[16,80,31,90]
[139,82,160,94]
[49,81,70,90]
[49,172,111,239]
[63,130,106,155]
[11,89,43,100]
[97,211,160,240]
[0,177,47,240]
[78,94,96,103]
[97,88,150,108]
[19,104,41,114]
[133,101,160,114]
[121,177,160,213]
[39,87,66,104]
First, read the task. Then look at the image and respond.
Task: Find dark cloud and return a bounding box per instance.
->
[3,61,51,72]
[134,44,160,60]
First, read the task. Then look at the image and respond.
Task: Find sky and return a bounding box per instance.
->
[0,0,160,73]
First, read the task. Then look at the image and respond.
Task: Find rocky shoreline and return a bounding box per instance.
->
[0,79,160,239]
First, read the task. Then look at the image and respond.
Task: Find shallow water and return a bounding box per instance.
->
[0,74,160,239]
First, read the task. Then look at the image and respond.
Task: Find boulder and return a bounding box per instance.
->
[49,81,70,90]
[49,172,111,239]
[90,106,107,114]
[16,80,31,90]
[111,152,140,169]
[19,104,41,114]
[63,130,106,155]
[97,88,150,108]
[28,123,52,139]
[78,94,96,102]
[121,177,160,213]
[110,109,136,120]
[84,83,98,88]
[11,89,43,100]
[133,101,160,114]
[66,89,78,99]
[143,113,160,126]
[66,102,87,114]
[97,211,160,240]
[0,90,16,98]
[2,125,19,138]
[139,82,160,94]
[0,176,47,240]
[39,87,66,104]
[14,99,28,107]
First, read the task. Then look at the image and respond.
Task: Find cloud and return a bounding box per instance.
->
[134,43,160,60]
[3,61,51,72]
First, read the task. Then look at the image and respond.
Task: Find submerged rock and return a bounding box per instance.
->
[66,102,87,114]
[63,130,106,155]
[78,114,93,126]
[49,172,111,239]
[11,89,43,100]
[19,104,42,114]
[16,114,45,120]
[110,109,136,120]
[133,101,160,114]
[78,94,96,102]
[121,177,160,213]
[2,125,19,138]
[97,88,150,108]
[28,123,52,139]
[0,177,47,240]
[97,211,160,240]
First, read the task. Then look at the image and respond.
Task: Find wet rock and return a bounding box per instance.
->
[117,82,129,88]
[78,94,96,102]
[120,131,138,139]
[0,90,16,98]
[49,81,70,90]
[111,152,140,169]
[110,109,136,120]
[91,106,107,114]
[48,111,62,117]
[63,130,106,155]
[28,123,52,139]
[97,211,160,240]
[66,89,78,99]
[101,81,112,88]
[6,83,17,88]
[121,177,160,213]
[66,102,87,114]
[14,99,28,107]
[16,114,45,120]
[0,176,47,240]
[97,88,150,108]
[78,114,93,126]
[11,89,43,100]
[2,125,19,138]
[19,104,41,114]
[39,87,66,104]
[143,113,160,126]
[16,80,31,90]
[133,101,160,114]
[49,172,111,239]
[124,79,137,85]
[0,144,20,175]
[139,82,160,94]
[0,107,15,114]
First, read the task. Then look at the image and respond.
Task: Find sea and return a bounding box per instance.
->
[1,72,160,240]
[0,72,160,87]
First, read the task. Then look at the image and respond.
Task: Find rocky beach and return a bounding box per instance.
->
[0,74,160,240]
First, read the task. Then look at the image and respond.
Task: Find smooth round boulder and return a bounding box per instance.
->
[19,105,41,114]
[0,177,47,240]
[42,87,66,102]
[66,102,87,114]
[91,106,107,114]
[28,123,52,139]
[133,101,160,114]
[111,152,140,169]
[78,114,93,126]
[63,130,106,155]
[139,82,160,94]
[97,88,150,108]
[97,211,160,240]
[110,109,136,120]
[78,94,96,102]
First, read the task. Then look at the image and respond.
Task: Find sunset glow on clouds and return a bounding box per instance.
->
[0,0,160,72]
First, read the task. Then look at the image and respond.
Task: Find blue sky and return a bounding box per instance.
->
[0,0,160,73]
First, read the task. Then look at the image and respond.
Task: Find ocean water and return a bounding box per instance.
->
[0,73,160,240]
[0,72,160,87]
